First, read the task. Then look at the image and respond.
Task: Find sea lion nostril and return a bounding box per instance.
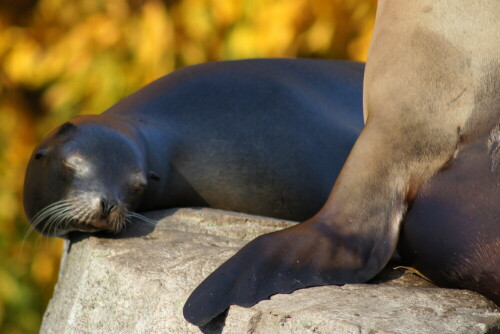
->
[100,198,117,218]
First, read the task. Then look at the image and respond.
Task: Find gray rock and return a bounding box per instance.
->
[41,208,500,334]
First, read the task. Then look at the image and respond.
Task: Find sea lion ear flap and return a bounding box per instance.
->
[34,148,50,160]
[148,170,160,181]
[56,122,77,137]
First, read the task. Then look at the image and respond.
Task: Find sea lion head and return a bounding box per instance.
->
[23,115,153,237]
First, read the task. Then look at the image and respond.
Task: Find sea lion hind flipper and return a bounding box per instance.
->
[183,223,394,327]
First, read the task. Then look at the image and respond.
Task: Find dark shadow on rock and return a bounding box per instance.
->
[369,264,439,289]
[200,308,228,334]
[487,325,500,334]
[66,231,92,251]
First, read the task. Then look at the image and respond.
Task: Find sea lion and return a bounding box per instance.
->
[23,59,365,237]
[400,125,500,304]
[183,0,499,326]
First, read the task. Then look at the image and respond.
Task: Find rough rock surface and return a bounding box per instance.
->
[41,208,500,334]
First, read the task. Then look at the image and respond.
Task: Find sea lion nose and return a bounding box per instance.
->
[100,198,117,218]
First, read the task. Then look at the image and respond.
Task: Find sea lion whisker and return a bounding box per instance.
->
[70,203,91,223]
[43,205,74,236]
[51,206,77,233]
[72,207,90,226]
[46,216,61,238]
[27,201,76,238]
[29,200,74,226]
[69,197,98,224]
[110,216,122,233]
[40,213,58,237]
[117,212,127,231]
[107,209,127,232]
[45,200,81,234]
[23,199,67,241]
[44,202,77,224]
[127,212,157,226]
[124,216,131,224]
[30,204,75,230]
[83,206,99,225]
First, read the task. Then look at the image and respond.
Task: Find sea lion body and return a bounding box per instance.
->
[23,59,365,237]
[400,126,500,304]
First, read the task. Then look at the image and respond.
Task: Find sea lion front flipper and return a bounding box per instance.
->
[183,219,399,327]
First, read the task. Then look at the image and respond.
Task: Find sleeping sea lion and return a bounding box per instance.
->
[23,59,365,237]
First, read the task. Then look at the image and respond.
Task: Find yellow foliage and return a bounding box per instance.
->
[0,270,21,304]
[211,0,241,25]
[31,253,56,285]
[4,37,40,86]
[0,1,376,332]
[133,1,175,82]
[306,18,335,53]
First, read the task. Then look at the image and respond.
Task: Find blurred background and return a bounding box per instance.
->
[0,0,376,332]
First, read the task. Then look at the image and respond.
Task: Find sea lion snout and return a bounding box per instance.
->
[100,198,117,219]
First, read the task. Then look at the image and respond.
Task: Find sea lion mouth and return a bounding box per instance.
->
[27,193,156,238]
[28,196,156,238]
[27,197,125,237]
